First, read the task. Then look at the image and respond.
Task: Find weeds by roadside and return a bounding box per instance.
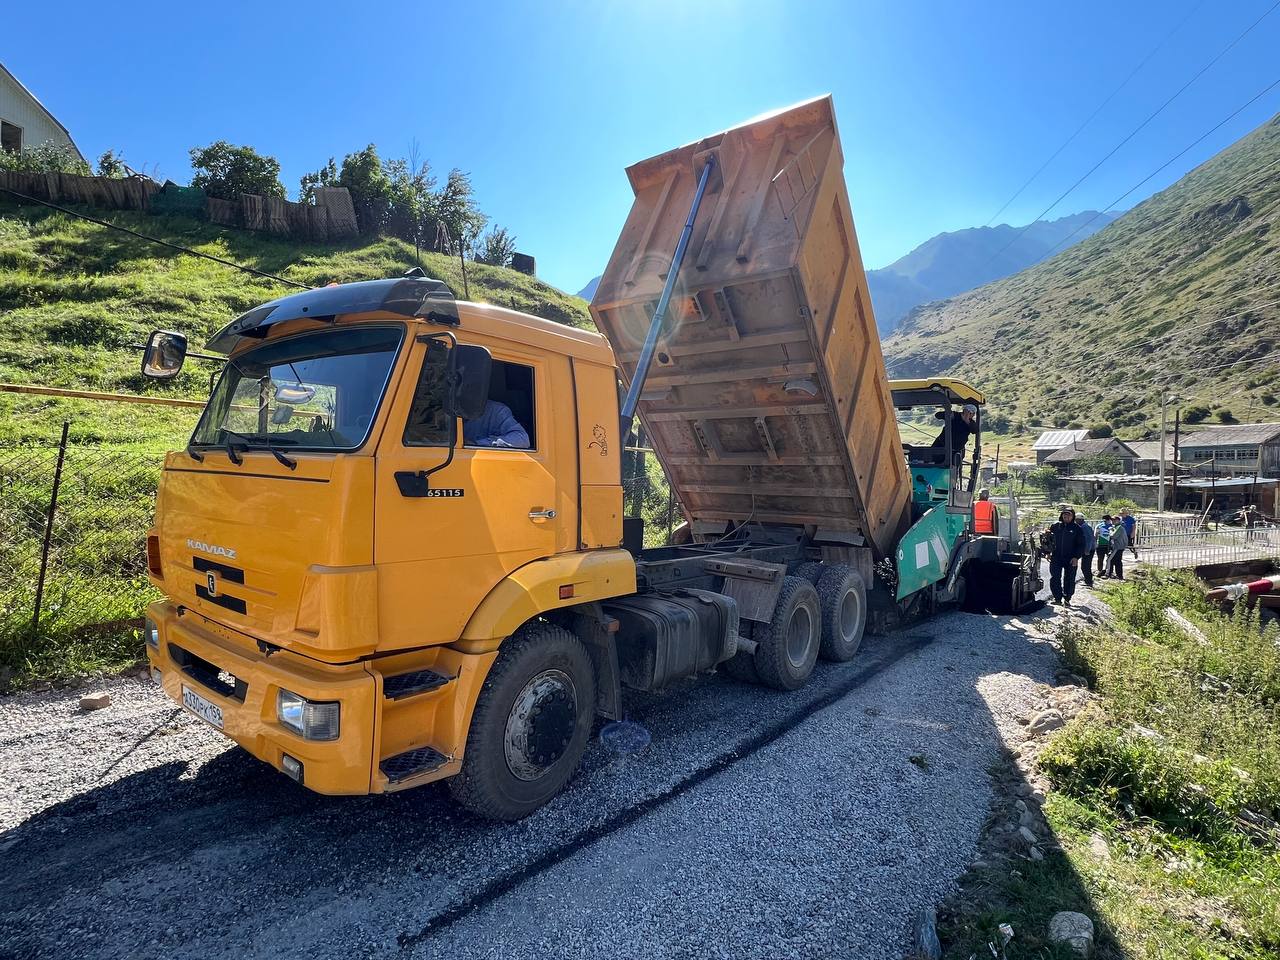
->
[938,568,1280,959]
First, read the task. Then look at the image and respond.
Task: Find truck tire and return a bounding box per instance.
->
[815,564,867,662]
[794,561,823,585]
[449,622,596,821]
[753,576,821,690]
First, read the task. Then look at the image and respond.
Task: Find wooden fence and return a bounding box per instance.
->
[0,170,358,242]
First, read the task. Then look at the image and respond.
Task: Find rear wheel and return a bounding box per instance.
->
[753,576,821,690]
[449,622,595,821]
[816,564,867,662]
[794,561,823,585]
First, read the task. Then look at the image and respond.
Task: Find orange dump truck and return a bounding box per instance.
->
[139,97,1037,820]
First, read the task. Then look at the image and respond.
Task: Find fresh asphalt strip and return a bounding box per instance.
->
[395,632,936,950]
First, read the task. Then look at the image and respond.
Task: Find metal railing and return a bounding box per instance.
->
[1135,516,1280,569]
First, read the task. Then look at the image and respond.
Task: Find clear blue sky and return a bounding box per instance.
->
[7,0,1280,293]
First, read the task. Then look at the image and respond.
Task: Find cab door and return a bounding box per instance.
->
[374,333,558,649]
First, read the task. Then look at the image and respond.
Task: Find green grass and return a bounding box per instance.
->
[0,197,592,448]
[940,569,1280,958]
[0,198,594,687]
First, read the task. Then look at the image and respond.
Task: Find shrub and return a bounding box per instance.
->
[1088,422,1114,437]
[96,150,127,178]
[0,141,91,175]
[1073,452,1123,474]
[1183,405,1211,424]
[1215,409,1238,424]
[1026,465,1059,488]
[473,225,517,267]
[189,141,285,200]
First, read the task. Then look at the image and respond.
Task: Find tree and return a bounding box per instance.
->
[473,225,517,267]
[0,141,90,175]
[96,149,127,178]
[1027,465,1060,489]
[433,168,488,252]
[386,149,437,252]
[1183,405,1210,424]
[299,157,338,203]
[189,141,285,200]
[336,145,395,233]
[1087,422,1114,438]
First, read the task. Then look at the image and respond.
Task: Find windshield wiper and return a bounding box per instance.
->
[219,429,297,470]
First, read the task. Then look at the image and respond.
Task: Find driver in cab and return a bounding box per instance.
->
[463,400,530,448]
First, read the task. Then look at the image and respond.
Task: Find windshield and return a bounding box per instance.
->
[192,325,405,451]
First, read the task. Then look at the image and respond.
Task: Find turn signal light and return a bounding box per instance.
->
[146,535,163,578]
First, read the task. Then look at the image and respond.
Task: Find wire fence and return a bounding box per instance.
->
[0,423,161,677]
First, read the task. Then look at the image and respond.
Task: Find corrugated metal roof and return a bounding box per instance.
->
[1045,438,1138,462]
[1067,474,1277,489]
[1177,422,1280,447]
[1126,440,1172,461]
[1032,429,1090,450]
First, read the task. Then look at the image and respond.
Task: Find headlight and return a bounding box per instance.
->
[276,689,340,741]
[143,617,160,649]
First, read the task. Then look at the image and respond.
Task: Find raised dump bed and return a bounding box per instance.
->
[591,96,910,559]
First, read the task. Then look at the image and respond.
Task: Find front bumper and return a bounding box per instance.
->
[145,601,377,794]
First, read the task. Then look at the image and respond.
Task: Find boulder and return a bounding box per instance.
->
[1027,709,1065,735]
[1048,911,1095,957]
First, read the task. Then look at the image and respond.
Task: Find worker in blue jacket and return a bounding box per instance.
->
[1046,507,1087,607]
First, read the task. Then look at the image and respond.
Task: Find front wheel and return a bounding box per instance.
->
[449,622,596,821]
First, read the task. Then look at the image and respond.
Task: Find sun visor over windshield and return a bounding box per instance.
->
[207,276,458,354]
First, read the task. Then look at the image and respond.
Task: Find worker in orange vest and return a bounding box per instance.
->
[973,488,998,535]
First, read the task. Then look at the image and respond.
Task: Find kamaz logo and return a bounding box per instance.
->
[187,538,237,561]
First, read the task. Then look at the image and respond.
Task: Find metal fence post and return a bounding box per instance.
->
[32,421,69,637]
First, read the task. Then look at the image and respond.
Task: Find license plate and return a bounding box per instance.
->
[182,685,225,729]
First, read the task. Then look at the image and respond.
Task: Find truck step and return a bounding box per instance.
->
[382,668,452,700]
[380,745,449,784]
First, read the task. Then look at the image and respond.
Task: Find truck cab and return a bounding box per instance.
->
[142,277,636,814]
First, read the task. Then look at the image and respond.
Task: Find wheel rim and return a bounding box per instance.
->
[503,669,578,782]
[838,587,862,642]
[785,606,815,668]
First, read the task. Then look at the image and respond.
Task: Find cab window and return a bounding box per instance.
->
[403,351,536,451]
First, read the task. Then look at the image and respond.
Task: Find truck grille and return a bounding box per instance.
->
[193,555,248,615]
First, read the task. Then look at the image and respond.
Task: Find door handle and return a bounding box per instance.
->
[529,508,557,521]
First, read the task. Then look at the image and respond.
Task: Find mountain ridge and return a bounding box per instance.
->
[882,112,1280,433]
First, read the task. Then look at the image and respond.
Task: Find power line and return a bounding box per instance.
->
[1037,75,1280,262]
[974,0,1280,278]
[983,0,1205,228]
[0,186,312,291]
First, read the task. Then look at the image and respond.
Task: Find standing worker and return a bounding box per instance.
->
[1119,507,1138,560]
[1047,507,1086,607]
[1075,511,1096,589]
[973,488,999,535]
[1108,516,1130,580]
[931,404,978,464]
[1095,515,1114,578]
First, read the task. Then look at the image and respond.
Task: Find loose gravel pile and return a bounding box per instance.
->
[0,595,1074,959]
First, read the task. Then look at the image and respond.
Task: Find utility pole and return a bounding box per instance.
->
[1171,409,1180,512]
[1158,391,1181,513]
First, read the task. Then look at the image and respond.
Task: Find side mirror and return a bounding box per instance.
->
[142,330,188,380]
[452,344,492,421]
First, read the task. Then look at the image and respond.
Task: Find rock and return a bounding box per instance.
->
[1088,833,1111,861]
[1048,911,1095,957]
[78,692,111,711]
[970,859,990,870]
[1019,809,1037,828]
[911,906,942,960]
[1027,709,1065,735]
[1029,846,1044,861]
[1014,799,1028,813]
[1018,825,1038,845]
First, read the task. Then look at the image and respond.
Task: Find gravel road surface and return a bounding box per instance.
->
[0,601,1068,960]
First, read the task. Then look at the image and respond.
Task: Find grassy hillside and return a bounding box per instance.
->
[882,113,1280,436]
[0,199,592,449]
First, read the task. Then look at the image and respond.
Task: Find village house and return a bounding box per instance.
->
[1176,422,1280,479]
[1032,428,1091,464]
[1044,437,1138,475]
[0,61,84,160]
